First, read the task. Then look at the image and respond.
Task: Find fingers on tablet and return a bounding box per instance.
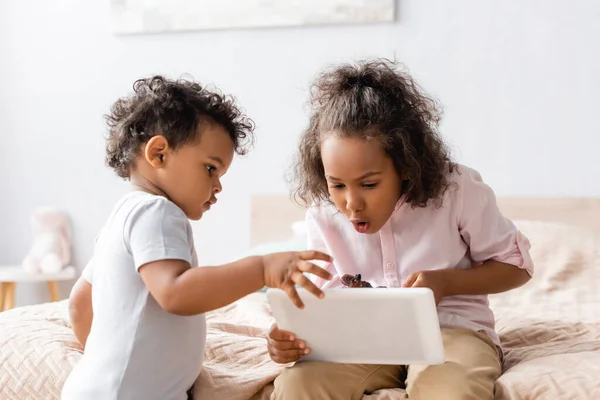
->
[271,349,307,364]
[269,325,295,341]
[292,270,325,299]
[271,339,306,351]
[284,285,304,309]
[402,272,419,287]
[267,334,310,363]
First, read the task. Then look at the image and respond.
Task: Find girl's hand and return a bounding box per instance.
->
[266,324,310,364]
[402,270,448,305]
[262,250,333,308]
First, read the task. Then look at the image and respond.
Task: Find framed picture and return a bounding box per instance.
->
[110,0,396,34]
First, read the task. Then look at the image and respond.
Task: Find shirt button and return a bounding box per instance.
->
[386,263,394,270]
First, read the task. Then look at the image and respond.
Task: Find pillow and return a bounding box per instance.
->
[0,301,80,400]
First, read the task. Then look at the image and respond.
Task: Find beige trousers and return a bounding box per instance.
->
[271,327,501,400]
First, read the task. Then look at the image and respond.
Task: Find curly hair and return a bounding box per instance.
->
[105,75,255,179]
[292,59,456,208]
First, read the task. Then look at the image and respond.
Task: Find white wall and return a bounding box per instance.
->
[2,0,599,307]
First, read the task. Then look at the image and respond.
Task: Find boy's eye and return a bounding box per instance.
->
[206,165,217,175]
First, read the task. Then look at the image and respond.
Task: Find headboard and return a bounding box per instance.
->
[250,196,600,246]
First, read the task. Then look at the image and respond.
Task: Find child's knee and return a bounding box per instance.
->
[276,364,316,387]
[271,362,371,400]
[272,364,325,399]
[407,362,494,400]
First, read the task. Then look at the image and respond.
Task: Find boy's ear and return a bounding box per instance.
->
[144,135,169,169]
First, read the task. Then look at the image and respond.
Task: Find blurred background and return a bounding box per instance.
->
[1,0,598,307]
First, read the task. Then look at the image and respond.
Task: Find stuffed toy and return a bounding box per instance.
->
[22,208,72,274]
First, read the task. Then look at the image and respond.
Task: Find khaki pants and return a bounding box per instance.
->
[271,327,501,400]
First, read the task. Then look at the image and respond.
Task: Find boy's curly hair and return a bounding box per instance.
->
[105,75,255,179]
[292,59,456,208]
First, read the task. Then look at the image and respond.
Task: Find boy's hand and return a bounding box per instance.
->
[266,324,309,364]
[262,250,332,308]
[402,270,448,305]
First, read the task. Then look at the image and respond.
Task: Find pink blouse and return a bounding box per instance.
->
[306,164,533,348]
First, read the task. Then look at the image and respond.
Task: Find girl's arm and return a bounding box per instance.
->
[405,167,534,303]
[443,260,530,296]
[403,260,531,302]
[452,167,534,292]
[69,276,93,348]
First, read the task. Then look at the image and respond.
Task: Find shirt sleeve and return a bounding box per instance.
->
[457,167,534,276]
[124,197,193,271]
[81,233,99,284]
[305,208,340,289]
[81,259,94,284]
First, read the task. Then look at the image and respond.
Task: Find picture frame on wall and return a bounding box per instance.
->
[110,0,396,35]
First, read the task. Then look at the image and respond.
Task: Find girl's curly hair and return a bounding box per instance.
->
[292,59,456,208]
[105,75,255,179]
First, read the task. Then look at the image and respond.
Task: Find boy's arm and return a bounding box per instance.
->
[69,276,93,349]
[139,257,264,316]
[140,251,330,315]
[130,199,266,315]
[132,199,330,316]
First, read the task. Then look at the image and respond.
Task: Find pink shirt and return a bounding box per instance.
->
[306,164,534,348]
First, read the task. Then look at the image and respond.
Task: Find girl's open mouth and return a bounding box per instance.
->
[352,221,370,233]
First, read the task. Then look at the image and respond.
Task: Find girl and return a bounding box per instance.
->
[267,59,533,400]
[62,76,331,400]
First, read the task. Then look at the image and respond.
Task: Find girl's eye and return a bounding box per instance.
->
[363,183,378,189]
[329,183,345,190]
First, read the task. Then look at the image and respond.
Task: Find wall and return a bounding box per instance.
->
[1,0,599,307]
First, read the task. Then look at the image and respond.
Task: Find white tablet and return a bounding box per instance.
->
[266,287,444,365]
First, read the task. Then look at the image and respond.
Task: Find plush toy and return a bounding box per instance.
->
[22,208,72,274]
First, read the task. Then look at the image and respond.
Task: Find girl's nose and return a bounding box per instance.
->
[346,192,364,213]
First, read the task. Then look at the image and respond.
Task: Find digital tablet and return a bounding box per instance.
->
[266,288,444,365]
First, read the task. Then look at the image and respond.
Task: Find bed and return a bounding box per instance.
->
[1,196,599,399]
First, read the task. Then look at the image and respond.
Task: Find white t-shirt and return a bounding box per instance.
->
[61,191,206,400]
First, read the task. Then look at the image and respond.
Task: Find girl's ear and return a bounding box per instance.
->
[400,170,412,194]
[400,169,410,181]
[144,135,169,169]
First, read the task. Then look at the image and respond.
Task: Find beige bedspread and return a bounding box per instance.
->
[1,220,599,399]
